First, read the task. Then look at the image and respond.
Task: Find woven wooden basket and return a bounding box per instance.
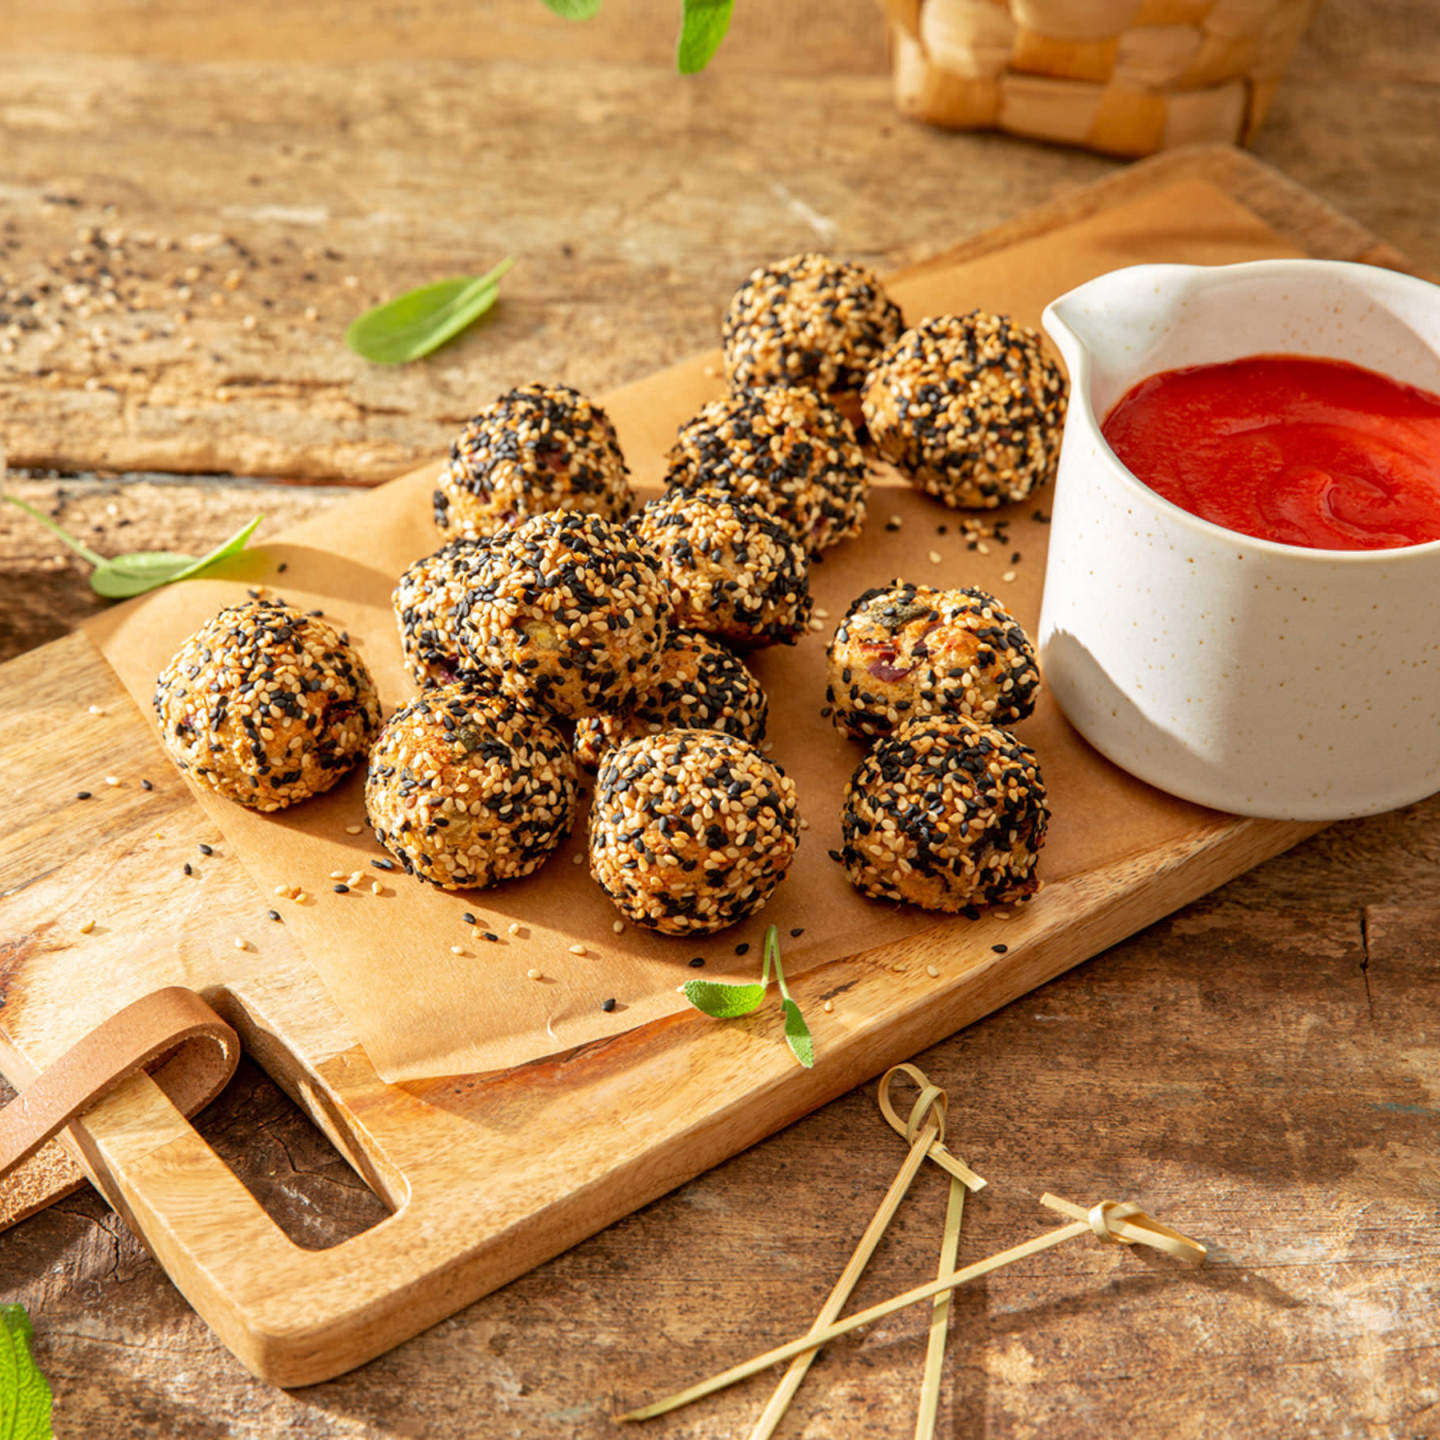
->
[884,0,1320,157]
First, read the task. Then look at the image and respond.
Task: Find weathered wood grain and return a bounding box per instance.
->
[1,0,1439,1432]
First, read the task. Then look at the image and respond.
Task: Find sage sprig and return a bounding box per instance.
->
[677,0,735,74]
[344,257,514,365]
[538,0,734,74]
[0,1303,55,1440]
[2,492,263,599]
[682,923,815,1068]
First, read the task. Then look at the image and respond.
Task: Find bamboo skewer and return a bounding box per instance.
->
[914,1172,966,1440]
[620,1194,1205,1423]
[745,1066,984,1440]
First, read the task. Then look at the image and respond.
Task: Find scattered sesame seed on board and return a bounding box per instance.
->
[75,791,91,800]
[450,945,464,955]
[823,999,834,1013]
[87,705,105,716]
[104,776,120,787]
[235,937,248,951]
[78,919,96,935]
[928,550,942,564]
[611,920,624,934]
[333,883,349,894]
[510,922,525,937]
[345,824,363,835]
[926,964,939,977]
[1002,570,1017,583]
[572,852,585,864]
[330,870,347,880]
[569,944,588,956]
[527,968,542,980]
[371,881,383,895]
[601,997,617,1013]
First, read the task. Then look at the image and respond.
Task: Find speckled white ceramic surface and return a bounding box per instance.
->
[1038,259,1440,820]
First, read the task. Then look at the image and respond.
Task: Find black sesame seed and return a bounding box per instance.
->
[601,997,617,1013]
[267,909,281,922]
[483,931,499,942]
[333,883,350,893]
[371,858,395,871]
[735,942,750,955]
[991,943,1008,954]
[75,790,92,800]
[198,843,214,856]
[278,562,289,573]
[689,956,706,968]
[462,912,477,925]
[183,862,193,876]
[828,849,843,863]
[789,927,804,938]
[140,778,154,791]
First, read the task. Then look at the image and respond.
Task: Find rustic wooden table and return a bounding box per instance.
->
[3,3,1439,1436]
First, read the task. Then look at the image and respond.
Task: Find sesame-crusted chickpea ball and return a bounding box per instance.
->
[154,599,381,812]
[574,629,769,770]
[841,715,1048,913]
[722,253,903,427]
[366,684,577,889]
[826,582,1039,742]
[393,537,493,689]
[861,312,1067,510]
[457,511,669,720]
[629,491,812,648]
[432,382,633,540]
[589,731,800,936]
[665,387,868,551]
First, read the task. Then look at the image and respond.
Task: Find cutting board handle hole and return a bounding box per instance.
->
[188,1053,392,1251]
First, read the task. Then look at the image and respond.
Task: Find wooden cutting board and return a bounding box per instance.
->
[0,148,1412,1387]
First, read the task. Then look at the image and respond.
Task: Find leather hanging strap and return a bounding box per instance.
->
[0,988,239,1229]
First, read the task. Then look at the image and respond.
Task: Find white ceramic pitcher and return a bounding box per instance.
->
[1037,259,1440,821]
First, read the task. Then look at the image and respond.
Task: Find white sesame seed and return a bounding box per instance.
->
[104,776,120,786]
[808,618,824,631]
[527,968,542,980]
[78,919,96,935]
[928,550,942,565]
[274,884,288,897]
[823,999,834,1013]
[799,818,811,829]
[329,870,347,880]
[87,705,105,716]
[235,937,248,951]
[572,853,584,865]
[888,514,902,528]
[612,920,625,934]
[1001,570,1017,583]
[813,608,830,619]
[569,944,587,956]
[371,881,383,895]
[450,945,463,955]
[345,824,363,835]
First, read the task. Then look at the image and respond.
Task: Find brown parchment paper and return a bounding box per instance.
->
[87,179,1305,1083]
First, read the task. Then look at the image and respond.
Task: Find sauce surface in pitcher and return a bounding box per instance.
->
[1102,354,1440,550]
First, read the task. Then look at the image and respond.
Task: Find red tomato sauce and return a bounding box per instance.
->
[1101,354,1440,550]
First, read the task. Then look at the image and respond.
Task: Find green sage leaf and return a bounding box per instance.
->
[540,0,603,16]
[89,514,264,599]
[681,979,767,1020]
[1,1304,55,1440]
[781,997,815,1070]
[677,0,734,74]
[345,258,514,365]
